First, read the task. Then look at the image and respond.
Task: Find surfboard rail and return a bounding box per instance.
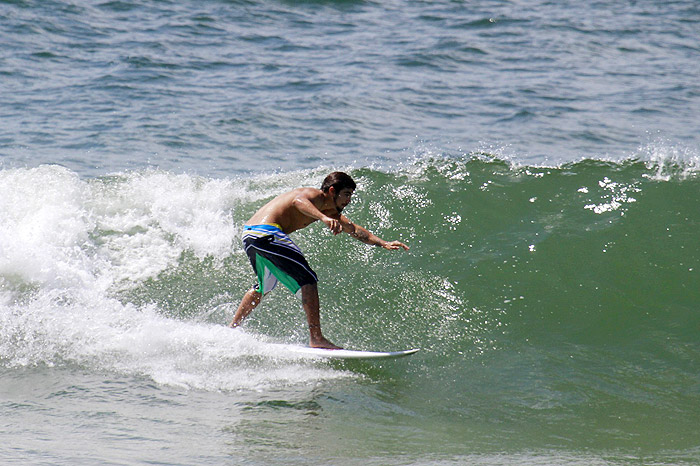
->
[287,346,420,360]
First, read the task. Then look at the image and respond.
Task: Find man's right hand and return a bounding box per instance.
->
[323,216,342,235]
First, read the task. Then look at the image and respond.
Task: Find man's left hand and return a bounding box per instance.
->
[383,240,410,251]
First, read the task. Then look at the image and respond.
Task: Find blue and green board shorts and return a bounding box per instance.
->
[242,224,318,295]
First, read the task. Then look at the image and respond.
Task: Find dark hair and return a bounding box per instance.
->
[321,171,356,193]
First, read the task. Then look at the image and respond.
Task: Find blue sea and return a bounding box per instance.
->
[1,1,699,465]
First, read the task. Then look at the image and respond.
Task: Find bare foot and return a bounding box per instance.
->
[310,336,343,350]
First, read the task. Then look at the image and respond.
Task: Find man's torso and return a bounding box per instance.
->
[245,188,339,234]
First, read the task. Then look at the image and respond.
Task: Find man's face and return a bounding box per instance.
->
[334,188,354,213]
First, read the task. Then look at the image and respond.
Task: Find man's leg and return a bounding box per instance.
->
[229,286,262,328]
[301,283,342,349]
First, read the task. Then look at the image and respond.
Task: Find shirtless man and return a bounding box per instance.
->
[229,171,409,349]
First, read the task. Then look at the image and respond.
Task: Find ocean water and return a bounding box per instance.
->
[1,1,699,465]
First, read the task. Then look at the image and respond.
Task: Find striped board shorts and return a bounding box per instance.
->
[242,223,318,295]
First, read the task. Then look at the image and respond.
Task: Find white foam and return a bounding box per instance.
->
[0,165,353,391]
[0,166,96,290]
[0,289,350,390]
[86,170,244,285]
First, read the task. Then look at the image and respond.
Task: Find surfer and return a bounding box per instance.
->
[229,171,409,349]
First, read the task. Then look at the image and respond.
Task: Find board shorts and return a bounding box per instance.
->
[242,223,318,295]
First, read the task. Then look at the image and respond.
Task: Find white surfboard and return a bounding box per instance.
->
[287,346,420,360]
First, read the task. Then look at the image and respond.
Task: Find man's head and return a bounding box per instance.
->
[321,171,356,193]
[321,172,356,213]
